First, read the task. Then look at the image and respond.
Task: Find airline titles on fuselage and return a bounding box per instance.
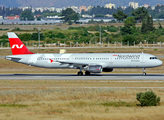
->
[113,55,140,59]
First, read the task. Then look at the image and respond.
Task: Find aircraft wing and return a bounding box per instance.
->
[57,60,88,66]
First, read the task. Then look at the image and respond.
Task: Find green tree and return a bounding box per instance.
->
[95,14,105,17]
[141,16,155,33]
[18,33,31,41]
[158,23,163,29]
[157,35,164,42]
[122,34,136,45]
[68,20,72,25]
[147,16,155,31]
[70,13,79,23]
[121,17,136,35]
[141,20,147,33]
[136,91,160,107]
[55,32,66,39]
[61,8,79,23]
[100,20,104,23]
[158,12,164,18]
[44,38,53,43]
[147,33,158,43]
[132,7,148,23]
[90,36,98,43]
[30,33,45,40]
[36,16,41,21]
[107,26,118,32]
[113,10,127,22]
[20,10,34,21]
[120,26,133,35]
[124,17,136,27]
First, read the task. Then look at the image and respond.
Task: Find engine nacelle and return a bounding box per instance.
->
[88,65,102,73]
[102,68,113,72]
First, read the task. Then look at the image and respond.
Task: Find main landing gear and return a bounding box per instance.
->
[77,71,91,76]
[77,71,83,76]
[142,68,146,76]
[85,71,90,76]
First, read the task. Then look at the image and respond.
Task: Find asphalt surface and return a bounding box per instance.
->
[0,56,5,58]
[0,74,164,80]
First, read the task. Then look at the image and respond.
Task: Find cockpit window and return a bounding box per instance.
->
[150,57,157,60]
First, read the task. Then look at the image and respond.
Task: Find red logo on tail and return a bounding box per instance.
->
[12,44,24,49]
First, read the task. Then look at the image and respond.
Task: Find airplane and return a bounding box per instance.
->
[5,32,163,76]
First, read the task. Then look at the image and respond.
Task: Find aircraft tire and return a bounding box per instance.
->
[85,71,90,76]
[142,72,146,76]
[78,71,83,76]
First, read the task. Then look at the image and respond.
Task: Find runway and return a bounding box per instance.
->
[0,73,164,80]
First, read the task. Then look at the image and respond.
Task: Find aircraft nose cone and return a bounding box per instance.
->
[158,60,163,66]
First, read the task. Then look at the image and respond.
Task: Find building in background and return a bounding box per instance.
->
[48,7,56,11]
[70,6,79,13]
[35,7,44,12]
[87,6,93,11]
[156,3,162,6]
[82,14,93,18]
[120,6,127,10]
[129,2,139,9]
[105,3,115,9]
[79,6,87,12]
[0,16,3,19]
[143,4,150,9]
[151,6,155,10]
[105,14,113,17]
[21,7,30,11]
[7,15,20,20]
[56,8,65,13]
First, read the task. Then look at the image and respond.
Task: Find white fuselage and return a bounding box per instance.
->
[6,53,163,70]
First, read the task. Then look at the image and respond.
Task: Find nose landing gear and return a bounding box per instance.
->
[142,68,146,76]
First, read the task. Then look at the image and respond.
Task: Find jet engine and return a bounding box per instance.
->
[102,68,113,72]
[88,65,102,73]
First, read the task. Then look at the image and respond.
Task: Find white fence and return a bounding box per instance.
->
[1,41,164,49]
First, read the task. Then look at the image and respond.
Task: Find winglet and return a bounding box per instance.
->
[7,32,34,55]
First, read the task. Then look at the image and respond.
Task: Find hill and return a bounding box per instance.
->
[1,0,164,8]
[0,0,21,7]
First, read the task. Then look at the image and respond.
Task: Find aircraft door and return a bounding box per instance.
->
[140,54,145,63]
[109,56,113,63]
[29,56,33,65]
[28,55,39,65]
[71,56,75,61]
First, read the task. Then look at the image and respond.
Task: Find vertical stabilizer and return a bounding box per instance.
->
[7,32,34,55]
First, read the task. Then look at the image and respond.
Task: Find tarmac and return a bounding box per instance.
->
[0,73,164,80]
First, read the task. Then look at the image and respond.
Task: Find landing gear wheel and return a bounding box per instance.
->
[77,71,83,76]
[142,68,146,76]
[142,72,146,76]
[85,71,90,76]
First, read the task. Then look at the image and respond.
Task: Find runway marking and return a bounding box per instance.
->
[0,74,164,80]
